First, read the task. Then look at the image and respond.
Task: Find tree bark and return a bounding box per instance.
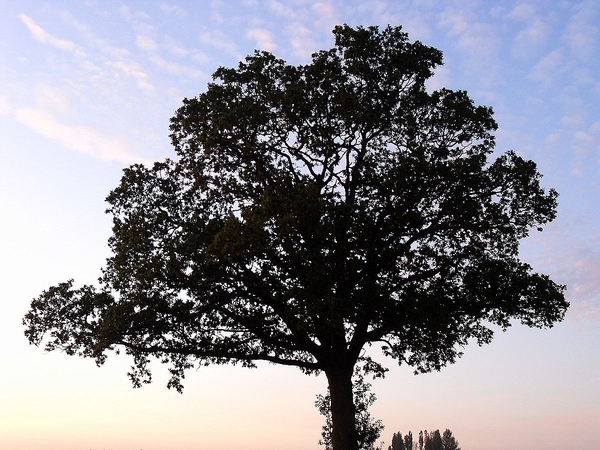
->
[326,363,359,450]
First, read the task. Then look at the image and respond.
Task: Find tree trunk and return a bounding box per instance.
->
[326,364,359,450]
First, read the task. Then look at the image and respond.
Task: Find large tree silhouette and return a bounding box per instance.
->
[23,25,567,450]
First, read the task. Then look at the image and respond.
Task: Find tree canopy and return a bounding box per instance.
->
[23,24,567,450]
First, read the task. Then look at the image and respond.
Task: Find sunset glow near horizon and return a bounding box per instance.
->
[1,1,599,449]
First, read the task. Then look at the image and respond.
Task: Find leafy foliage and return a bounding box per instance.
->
[316,366,385,450]
[24,24,567,450]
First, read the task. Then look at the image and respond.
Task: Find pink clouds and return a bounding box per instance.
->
[247,28,278,52]
[14,107,148,165]
[20,14,77,52]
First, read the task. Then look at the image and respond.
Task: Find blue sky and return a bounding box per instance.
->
[1,1,599,449]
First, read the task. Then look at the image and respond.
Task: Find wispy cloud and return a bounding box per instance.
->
[311,1,339,31]
[106,59,154,91]
[208,0,227,24]
[438,6,503,100]
[198,29,240,58]
[0,95,9,116]
[287,22,319,60]
[32,84,71,113]
[160,2,186,18]
[529,49,564,89]
[24,11,156,93]
[269,0,300,20]
[137,34,159,52]
[20,14,79,53]
[511,18,552,59]
[161,36,213,68]
[426,65,452,92]
[440,8,500,63]
[571,120,600,175]
[163,37,188,57]
[559,246,600,326]
[247,28,277,52]
[58,11,107,51]
[118,5,150,22]
[14,107,148,165]
[526,215,600,328]
[562,1,598,60]
[149,55,205,79]
[507,2,536,22]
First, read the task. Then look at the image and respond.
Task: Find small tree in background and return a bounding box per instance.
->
[389,431,406,450]
[389,429,459,450]
[404,431,414,450]
[441,429,460,450]
[424,430,442,450]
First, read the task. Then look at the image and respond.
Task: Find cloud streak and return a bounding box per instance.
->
[106,59,154,91]
[247,28,277,52]
[150,55,205,78]
[0,95,9,116]
[198,29,241,58]
[558,247,600,327]
[525,218,600,328]
[15,107,149,165]
[20,14,77,52]
[562,1,598,60]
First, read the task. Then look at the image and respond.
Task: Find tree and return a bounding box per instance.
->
[388,430,413,450]
[389,432,406,450]
[404,431,414,450]
[317,365,384,450]
[23,24,568,450]
[441,429,460,450]
[424,430,442,450]
[390,429,458,450]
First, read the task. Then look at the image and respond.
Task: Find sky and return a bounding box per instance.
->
[0,1,599,449]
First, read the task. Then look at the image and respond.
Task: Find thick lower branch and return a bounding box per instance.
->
[118,341,323,372]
